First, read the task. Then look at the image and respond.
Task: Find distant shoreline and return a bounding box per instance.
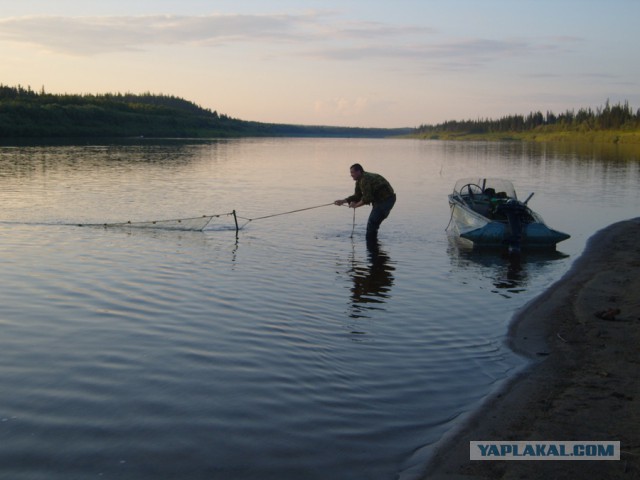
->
[0,87,411,139]
[3,86,639,143]
[407,130,640,144]
[409,100,640,145]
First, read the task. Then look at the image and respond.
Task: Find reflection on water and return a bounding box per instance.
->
[447,235,569,298]
[346,241,395,320]
[491,254,527,294]
[539,140,640,163]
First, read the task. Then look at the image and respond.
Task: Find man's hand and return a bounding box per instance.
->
[334,199,346,206]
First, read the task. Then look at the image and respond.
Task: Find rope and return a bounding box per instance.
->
[350,208,356,238]
[445,204,456,231]
[237,202,335,223]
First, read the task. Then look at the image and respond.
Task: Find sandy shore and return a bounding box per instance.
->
[423,217,640,479]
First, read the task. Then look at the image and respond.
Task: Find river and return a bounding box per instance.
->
[0,138,638,479]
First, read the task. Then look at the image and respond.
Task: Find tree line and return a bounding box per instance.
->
[415,100,640,135]
[0,84,410,139]
[0,84,248,138]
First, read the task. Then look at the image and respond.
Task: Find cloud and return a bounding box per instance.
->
[314,97,370,118]
[0,13,326,55]
[305,37,551,70]
[0,12,569,73]
[0,12,431,56]
[335,21,435,40]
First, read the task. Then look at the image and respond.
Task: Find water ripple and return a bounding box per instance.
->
[2,139,637,479]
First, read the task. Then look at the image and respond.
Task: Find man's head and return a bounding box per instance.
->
[349,163,364,181]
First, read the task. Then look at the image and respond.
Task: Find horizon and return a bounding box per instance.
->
[2,1,639,129]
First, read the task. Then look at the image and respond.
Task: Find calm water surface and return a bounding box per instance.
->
[1,138,638,479]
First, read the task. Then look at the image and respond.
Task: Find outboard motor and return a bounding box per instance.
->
[497,200,530,253]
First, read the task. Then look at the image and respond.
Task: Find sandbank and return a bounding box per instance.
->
[423,217,640,479]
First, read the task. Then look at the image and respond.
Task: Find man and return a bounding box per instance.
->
[334,163,396,243]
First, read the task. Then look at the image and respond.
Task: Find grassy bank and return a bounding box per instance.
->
[414,129,640,144]
[412,101,640,144]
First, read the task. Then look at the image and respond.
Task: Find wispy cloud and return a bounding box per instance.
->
[0,13,317,54]
[0,12,571,73]
[334,21,435,40]
[0,12,431,56]
[314,97,370,118]
[304,38,549,70]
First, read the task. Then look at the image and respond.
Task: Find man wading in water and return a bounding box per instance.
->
[334,163,396,244]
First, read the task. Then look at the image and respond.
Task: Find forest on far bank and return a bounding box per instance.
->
[414,100,640,143]
[3,85,639,144]
[0,85,410,139]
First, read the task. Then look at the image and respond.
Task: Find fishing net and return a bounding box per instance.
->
[77,213,235,232]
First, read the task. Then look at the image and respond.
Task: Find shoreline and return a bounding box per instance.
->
[410,130,640,144]
[422,217,640,479]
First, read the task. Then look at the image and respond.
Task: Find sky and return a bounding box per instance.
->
[1,0,639,128]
